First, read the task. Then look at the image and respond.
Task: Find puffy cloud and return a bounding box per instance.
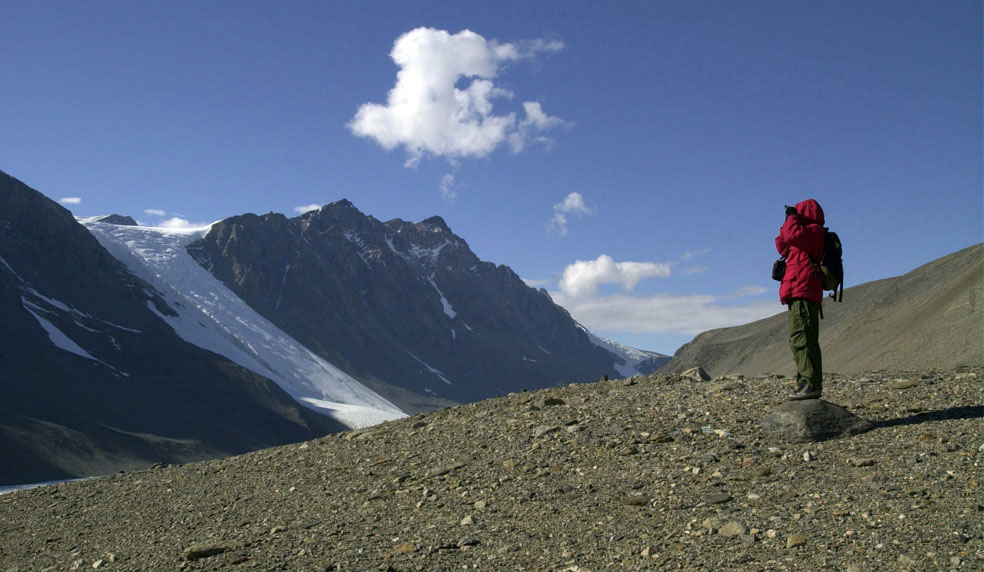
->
[349,27,569,166]
[558,254,671,298]
[59,197,82,205]
[550,290,784,336]
[294,204,322,214]
[158,217,207,229]
[555,192,594,216]
[547,192,595,236]
[144,208,166,216]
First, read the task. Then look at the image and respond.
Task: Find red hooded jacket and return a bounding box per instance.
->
[775,199,826,304]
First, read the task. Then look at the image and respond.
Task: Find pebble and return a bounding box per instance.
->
[706,493,732,504]
[718,521,748,537]
[786,534,808,548]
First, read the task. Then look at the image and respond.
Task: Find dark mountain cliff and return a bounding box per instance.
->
[661,243,983,376]
[187,200,626,412]
[0,170,343,485]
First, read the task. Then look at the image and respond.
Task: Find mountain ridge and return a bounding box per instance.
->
[186,198,649,412]
[0,170,345,485]
[661,243,983,376]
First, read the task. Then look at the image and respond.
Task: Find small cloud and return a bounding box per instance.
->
[143,208,166,216]
[547,212,569,236]
[522,277,552,288]
[555,192,594,216]
[294,204,322,214]
[59,197,82,205]
[547,192,595,236]
[439,173,460,202]
[349,27,569,167]
[721,285,768,300]
[679,265,709,275]
[680,248,710,261]
[158,217,207,229]
[558,254,671,298]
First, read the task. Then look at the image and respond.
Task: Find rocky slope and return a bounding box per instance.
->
[0,170,343,485]
[1,367,981,571]
[662,244,983,377]
[187,201,654,413]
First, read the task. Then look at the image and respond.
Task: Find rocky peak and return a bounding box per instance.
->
[94,214,138,226]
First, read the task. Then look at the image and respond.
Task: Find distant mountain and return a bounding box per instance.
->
[0,170,346,485]
[92,214,137,226]
[185,201,647,412]
[661,244,983,376]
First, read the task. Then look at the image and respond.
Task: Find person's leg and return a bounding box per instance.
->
[788,299,821,400]
[803,299,822,393]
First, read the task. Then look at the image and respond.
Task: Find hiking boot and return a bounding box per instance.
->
[789,382,822,401]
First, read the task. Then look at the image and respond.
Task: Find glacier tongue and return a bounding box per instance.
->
[80,219,406,429]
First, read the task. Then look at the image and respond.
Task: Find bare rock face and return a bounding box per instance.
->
[761,399,874,442]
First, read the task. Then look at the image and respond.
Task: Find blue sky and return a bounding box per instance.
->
[2,1,981,354]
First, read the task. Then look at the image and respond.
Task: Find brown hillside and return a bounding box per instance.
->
[662,244,983,377]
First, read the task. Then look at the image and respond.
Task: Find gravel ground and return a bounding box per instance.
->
[1,367,982,572]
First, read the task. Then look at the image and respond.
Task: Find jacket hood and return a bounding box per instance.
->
[796,199,825,226]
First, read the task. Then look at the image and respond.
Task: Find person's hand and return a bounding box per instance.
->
[785,205,797,217]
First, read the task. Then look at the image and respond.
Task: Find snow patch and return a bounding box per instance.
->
[581,325,667,378]
[23,301,97,361]
[428,276,457,319]
[406,351,454,385]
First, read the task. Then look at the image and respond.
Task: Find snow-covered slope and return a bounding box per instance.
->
[80,218,405,429]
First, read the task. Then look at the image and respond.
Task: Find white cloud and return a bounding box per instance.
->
[679,265,709,275]
[558,254,671,298]
[548,212,570,236]
[349,27,569,167]
[439,173,459,202]
[294,204,322,214]
[158,217,207,229]
[550,291,784,336]
[522,277,552,288]
[680,248,710,261]
[144,208,166,216]
[547,192,595,236]
[59,197,82,205]
[555,191,594,216]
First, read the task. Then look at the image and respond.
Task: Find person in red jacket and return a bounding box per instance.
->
[775,199,827,400]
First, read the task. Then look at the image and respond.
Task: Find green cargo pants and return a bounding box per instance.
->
[787,298,822,389]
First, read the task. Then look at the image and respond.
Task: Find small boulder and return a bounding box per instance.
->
[682,367,711,382]
[761,400,874,442]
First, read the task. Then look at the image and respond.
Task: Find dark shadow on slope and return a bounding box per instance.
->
[874,405,983,429]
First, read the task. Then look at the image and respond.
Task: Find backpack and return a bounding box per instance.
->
[818,229,843,302]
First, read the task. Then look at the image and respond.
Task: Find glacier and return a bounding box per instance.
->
[80,218,406,429]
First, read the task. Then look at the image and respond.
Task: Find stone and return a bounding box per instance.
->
[786,534,808,548]
[183,543,234,561]
[706,493,732,504]
[622,494,649,506]
[460,515,474,526]
[761,400,874,442]
[718,521,748,537]
[681,367,711,382]
[543,397,566,406]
